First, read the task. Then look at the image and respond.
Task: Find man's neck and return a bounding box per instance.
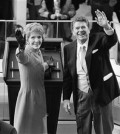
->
[78,39,88,45]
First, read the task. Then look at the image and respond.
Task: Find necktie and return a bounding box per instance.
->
[80,46,87,72]
[80,46,86,64]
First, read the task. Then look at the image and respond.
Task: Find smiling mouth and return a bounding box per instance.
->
[78,34,86,37]
[33,44,40,48]
[34,43,40,46]
[78,31,86,36]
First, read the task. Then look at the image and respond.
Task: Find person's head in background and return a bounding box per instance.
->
[71,16,90,44]
[42,23,48,38]
[24,23,45,50]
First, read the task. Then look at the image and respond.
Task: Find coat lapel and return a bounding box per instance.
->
[86,35,95,74]
[71,37,95,76]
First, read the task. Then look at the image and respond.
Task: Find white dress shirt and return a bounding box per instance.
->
[76,39,91,93]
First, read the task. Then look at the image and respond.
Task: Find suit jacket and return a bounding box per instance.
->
[0,121,17,134]
[63,31,120,114]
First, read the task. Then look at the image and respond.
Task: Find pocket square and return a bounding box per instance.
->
[92,49,98,54]
[103,73,113,81]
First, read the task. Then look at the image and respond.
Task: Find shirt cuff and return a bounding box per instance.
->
[104,26,114,35]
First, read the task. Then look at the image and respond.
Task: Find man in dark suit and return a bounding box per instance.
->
[0,121,17,134]
[63,9,120,134]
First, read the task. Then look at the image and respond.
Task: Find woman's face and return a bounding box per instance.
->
[28,32,43,50]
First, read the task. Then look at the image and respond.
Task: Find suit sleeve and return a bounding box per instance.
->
[63,45,73,100]
[16,47,29,64]
[101,30,118,51]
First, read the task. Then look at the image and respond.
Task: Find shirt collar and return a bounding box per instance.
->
[77,39,89,52]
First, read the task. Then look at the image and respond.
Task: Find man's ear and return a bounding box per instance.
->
[72,30,76,36]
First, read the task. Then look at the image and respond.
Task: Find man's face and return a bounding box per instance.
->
[72,21,90,43]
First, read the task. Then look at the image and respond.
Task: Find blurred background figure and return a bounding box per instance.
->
[27,0,54,38]
[27,0,43,20]
[44,0,76,41]
[71,0,86,10]
[0,0,13,59]
[38,0,54,38]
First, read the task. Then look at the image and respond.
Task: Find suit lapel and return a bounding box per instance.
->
[86,35,95,73]
[71,37,95,75]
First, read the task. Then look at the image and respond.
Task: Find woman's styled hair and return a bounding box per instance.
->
[71,16,90,30]
[24,23,45,41]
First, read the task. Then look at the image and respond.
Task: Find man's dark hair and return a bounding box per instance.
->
[71,16,90,30]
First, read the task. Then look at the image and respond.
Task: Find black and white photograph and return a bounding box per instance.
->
[0,0,120,134]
